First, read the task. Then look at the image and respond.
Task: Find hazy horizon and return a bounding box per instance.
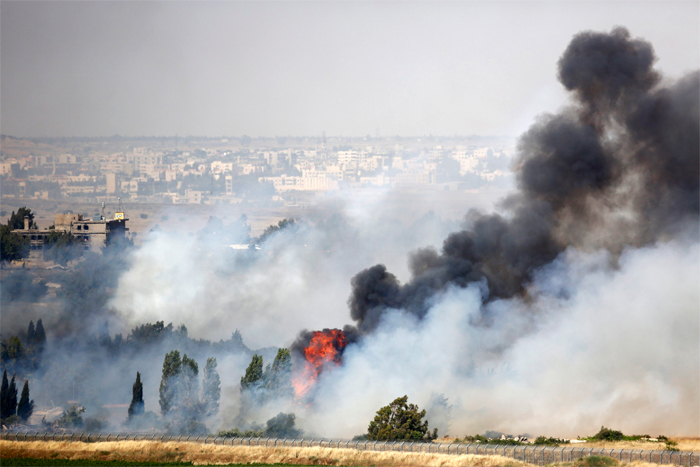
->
[2,1,698,139]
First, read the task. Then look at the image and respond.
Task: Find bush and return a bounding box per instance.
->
[367,395,437,441]
[140,213,148,219]
[264,413,303,438]
[534,436,570,446]
[590,426,624,441]
[55,404,85,429]
[217,428,264,438]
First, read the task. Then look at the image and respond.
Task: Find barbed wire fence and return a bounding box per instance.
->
[2,432,698,466]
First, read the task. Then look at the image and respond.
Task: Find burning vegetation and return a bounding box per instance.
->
[292,329,348,399]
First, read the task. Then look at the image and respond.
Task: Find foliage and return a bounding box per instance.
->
[263,412,303,438]
[240,354,264,391]
[129,321,174,346]
[1,372,19,420]
[218,428,264,438]
[533,436,570,446]
[202,358,221,417]
[664,440,679,451]
[56,404,86,429]
[263,348,292,396]
[0,270,48,302]
[17,380,34,421]
[159,351,183,416]
[352,434,369,441]
[0,224,29,262]
[6,207,36,230]
[590,426,624,441]
[43,231,84,266]
[128,372,145,419]
[35,319,46,346]
[367,395,437,441]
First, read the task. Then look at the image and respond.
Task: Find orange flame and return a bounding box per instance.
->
[292,329,347,399]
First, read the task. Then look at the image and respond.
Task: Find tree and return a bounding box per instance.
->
[240,354,263,391]
[0,371,9,419]
[35,319,46,347]
[367,395,437,441]
[27,321,36,346]
[0,225,29,263]
[3,375,19,420]
[264,412,303,438]
[202,358,221,417]
[159,350,182,416]
[56,404,85,429]
[17,380,34,421]
[180,354,199,406]
[43,231,84,266]
[263,348,292,397]
[7,208,35,230]
[128,372,144,419]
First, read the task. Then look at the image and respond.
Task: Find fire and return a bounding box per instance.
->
[292,329,347,399]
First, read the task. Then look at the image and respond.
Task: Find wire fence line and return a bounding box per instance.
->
[2,432,698,466]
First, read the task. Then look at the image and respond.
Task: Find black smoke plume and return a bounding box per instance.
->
[348,27,699,334]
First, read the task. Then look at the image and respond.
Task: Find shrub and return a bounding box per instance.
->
[140,213,148,219]
[534,436,570,446]
[218,428,264,438]
[590,426,624,441]
[368,395,437,441]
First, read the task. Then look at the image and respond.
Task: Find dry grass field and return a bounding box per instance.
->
[0,440,532,467]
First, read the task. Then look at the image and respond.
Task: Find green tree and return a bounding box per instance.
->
[263,348,292,397]
[159,350,182,416]
[17,380,34,421]
[128,372,145,419]
[7,208,35,230]
[202,357,221,417]
[56,404,85,429]
[180,354,199,406]
[240,354,263,391]
[367,395,437,441]
[0,225,29,263]
[264,412,303,438]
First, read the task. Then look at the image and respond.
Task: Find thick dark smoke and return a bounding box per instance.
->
[348,27,699,334]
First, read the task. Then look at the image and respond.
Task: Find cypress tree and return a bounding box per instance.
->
[0,370,9,419]
[7,375,18,418]
[264,348,292,396]
[181,354,199,404]
[128,372,144,419]
[240,354,263,391]
[159,350,181,416]
[27,321,36,346]
[202,357,221,416]
[35,319,46,347]
[17,380,34,421]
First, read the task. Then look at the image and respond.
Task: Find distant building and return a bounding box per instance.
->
[12,212,129,253]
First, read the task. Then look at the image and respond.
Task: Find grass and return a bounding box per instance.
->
[0,440,533,467]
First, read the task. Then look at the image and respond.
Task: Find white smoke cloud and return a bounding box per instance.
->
[302,237,699,438]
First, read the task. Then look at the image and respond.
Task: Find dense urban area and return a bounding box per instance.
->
[1,134,513,207]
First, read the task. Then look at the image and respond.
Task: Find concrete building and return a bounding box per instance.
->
[12,212,129,253]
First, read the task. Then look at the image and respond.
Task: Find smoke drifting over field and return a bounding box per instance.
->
[98,28,700,435]
[2,28,697,438]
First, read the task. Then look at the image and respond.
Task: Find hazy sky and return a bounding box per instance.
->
[1,1,698,138]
